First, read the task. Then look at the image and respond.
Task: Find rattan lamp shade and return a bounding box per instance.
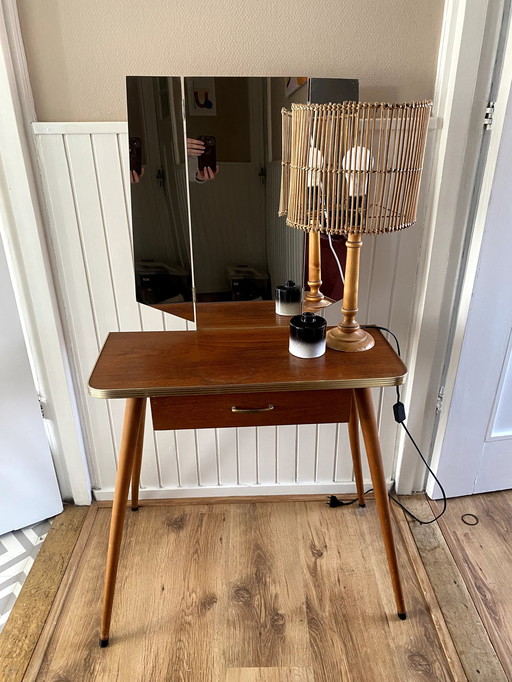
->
[279,100,432,351]
[280,101,432,234]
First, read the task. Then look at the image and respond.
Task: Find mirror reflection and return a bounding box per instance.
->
[127,76,305,324]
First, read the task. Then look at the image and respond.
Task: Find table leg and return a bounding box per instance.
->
[100,397,145,647]
[130,397,147,511]
[354,387,406,619]
[348,392,365,507]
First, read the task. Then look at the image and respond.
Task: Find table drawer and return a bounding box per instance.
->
[150,389,353,430]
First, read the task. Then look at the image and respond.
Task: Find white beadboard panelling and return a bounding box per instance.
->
[334,427,354,483]
[316,424,339,483]
[90,134,140,331]
[196,428,220,487]
[34,121,429,500]
[35,133,117,489]
[277,425,298,484]
[237,427,258,486]
[217,428,238,486]
[174,430,199,487]
[297,424,318,483]
[155,431,180,488]
[257,426,277,485]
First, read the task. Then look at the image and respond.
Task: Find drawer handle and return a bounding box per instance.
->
[231,404,275,413]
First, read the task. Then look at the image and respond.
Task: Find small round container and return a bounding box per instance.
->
[289,312,327,358]
[275,280,302,316]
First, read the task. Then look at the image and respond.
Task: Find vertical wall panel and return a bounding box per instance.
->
[217,428,238,486]
[237,427,258,485]
[34,122,428,499]
[35,134,117,490]
[257,426,277,485]
[276,425,297,484]
[316,424,338,482]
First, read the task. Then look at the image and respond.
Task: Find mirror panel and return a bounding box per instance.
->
[127,76,194,321]
[127,76,305,326]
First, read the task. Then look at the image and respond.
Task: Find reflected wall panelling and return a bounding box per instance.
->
[33,122,424,499]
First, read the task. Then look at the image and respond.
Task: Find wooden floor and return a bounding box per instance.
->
[1,492,511,681]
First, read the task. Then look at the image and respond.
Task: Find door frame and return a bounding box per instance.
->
[426,2,512,497]
[2,0,504,498]
[0,0,91,504]
[395,0,510,493]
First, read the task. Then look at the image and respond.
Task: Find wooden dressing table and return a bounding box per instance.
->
[89,319,408,647]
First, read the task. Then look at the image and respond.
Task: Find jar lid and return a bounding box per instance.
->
[276,280,300,292]
[290,312,326,330]
[289,312,327,344]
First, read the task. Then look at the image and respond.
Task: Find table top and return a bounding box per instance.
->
[88,327,407,399]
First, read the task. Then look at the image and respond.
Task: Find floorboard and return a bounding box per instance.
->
[433,491,512,680]
[0,506,88,682]
[403,495,507,682]
[23,499,461,681]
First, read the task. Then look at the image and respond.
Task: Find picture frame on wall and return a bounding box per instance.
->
[187,77,217,116]
[285,77,307,97]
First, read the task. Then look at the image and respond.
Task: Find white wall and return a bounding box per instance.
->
[16,0,444,121]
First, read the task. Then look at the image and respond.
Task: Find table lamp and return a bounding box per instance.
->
[279,100,432,351]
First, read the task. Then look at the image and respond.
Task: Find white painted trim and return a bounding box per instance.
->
[395,0,501,493]
[0,3,91,504]
[33,121,129,135]
[93,479,392,502]
[32,119,441,136]
[1,0,36,124]
[427,12,512,497]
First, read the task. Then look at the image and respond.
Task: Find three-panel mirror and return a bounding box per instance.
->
[127,76,307,325]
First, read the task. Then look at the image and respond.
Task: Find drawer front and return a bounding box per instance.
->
[150,389,353,430]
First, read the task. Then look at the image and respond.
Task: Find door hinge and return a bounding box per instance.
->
[38,396,47,419]
[484,101,495,130]
[435,386,445,415]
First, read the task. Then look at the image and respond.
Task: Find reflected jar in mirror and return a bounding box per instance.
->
[275,280,302,316]
[289,312,327,359]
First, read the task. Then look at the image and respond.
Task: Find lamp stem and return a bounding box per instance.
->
[303,231,333,311]
[326,233,374,352]
[341,233,362,329]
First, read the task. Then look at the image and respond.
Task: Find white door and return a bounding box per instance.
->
[0,237,62,534]
[429,83,512,498]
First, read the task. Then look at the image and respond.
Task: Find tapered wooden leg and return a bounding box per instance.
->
[348,392,365,507]
[130,398,147,511]
[100,397,145,647]
[354,387,406,619]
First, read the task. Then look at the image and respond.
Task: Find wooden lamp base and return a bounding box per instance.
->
[326,325,375,352]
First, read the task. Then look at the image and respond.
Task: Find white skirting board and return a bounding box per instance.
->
[33,122,433,500]
[93,480,392,502]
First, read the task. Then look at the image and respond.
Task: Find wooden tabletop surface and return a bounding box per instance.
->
[88,327,407,399]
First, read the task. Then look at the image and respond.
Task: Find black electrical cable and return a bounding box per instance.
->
[327,489,373,507]
[388,422,447,524]
[327,324,448,524]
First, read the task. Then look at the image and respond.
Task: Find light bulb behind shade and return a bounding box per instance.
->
[307,146,324,188]
[342,146,373,196]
